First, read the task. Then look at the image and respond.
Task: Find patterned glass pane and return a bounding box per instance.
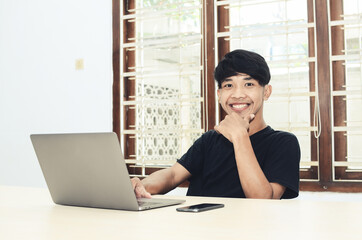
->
[122,0,204,171]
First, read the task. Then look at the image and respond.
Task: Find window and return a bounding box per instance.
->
[216,0,319,183]
[113,0,362,191]
[329,0,362,183]
[116,0,207,177]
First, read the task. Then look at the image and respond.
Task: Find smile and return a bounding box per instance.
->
[231,104,248,109]
[229,103,250,111]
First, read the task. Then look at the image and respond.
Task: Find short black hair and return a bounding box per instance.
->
[214,49,271,88]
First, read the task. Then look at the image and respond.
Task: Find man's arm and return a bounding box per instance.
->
[232,131,285,199]
[131,162,191,198]
[214,112,285,199]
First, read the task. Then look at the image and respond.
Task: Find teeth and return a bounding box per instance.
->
[232,104,247,109]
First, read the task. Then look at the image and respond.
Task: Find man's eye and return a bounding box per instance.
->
[223,83,232,88]
[245,82,254,87]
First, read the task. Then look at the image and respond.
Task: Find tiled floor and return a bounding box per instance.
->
[167,187,362,201]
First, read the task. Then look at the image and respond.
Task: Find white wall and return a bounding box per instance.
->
[0,0,113,187]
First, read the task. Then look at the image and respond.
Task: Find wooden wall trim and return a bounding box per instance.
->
[330,0,348,180]
[315,0,332,183]
[123,0,136,169]
[305,0,319,180]
[216,2,229,122]
[112,0,120,140]
[300,181,362,192]
[204,0,216,131]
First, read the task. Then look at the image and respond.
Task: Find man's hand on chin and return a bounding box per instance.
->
[214,112,255,143]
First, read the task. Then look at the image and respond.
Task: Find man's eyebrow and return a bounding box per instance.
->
[222,78,232,82]
[221,76,254,82]
[220,79,232,85]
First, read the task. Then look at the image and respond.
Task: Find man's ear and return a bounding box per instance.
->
[263,85,272,100]
[217,89,221,103]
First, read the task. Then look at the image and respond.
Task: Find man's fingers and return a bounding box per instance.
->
[143,191,152,198]
[135,186,152,199]
[131,177,152,198]
[131,177,141,191]
[248,113,255,122]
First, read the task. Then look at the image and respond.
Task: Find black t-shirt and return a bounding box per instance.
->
[177,126,301,199]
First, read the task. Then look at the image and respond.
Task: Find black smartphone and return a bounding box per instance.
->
[176,203,224,212]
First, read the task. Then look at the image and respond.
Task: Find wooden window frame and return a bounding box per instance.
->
[113,0,362,192]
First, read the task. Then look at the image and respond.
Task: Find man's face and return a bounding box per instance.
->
[217,73,271,120]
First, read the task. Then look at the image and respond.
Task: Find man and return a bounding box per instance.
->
[132,49,300,199]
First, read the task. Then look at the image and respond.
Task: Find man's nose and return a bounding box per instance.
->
[231,87,246,98]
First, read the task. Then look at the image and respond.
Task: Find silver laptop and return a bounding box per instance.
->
[30,132,185,211]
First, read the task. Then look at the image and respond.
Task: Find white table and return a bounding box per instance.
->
[1,186,361,240]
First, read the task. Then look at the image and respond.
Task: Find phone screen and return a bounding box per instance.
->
[176,203,224,212]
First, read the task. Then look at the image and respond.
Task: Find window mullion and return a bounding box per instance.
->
[314,0,333,185]
[203,0,217,130]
